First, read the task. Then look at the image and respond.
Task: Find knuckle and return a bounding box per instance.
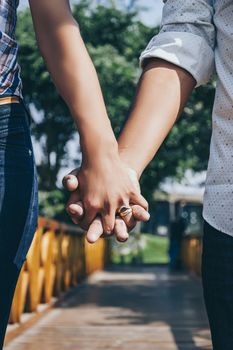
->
[134,207,142,216]
[85,198,101,211]
[84,197,91,208]
[119,197,129,206]
[91,203,100,212]
[129,188,138,197]
[104,197,117,212]
[124,188,131,197]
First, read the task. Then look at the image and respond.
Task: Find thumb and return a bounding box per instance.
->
[62,173,79,192]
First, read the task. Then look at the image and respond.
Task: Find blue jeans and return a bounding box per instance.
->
[0,101,38,348]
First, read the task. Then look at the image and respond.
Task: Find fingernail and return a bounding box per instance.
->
[69,208,77,215]
[87,234,97,243]
[67,178,76,185]
[119,237,128,243]
[145,212,150,220]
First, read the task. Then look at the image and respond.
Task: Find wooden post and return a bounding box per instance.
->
[25,227,44,312]
[9,263,29,323]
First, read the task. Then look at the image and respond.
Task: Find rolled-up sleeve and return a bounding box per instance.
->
[140,0,216,87]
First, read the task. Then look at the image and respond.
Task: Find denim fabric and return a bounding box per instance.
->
[202,220,233,350]
[0,101,38,347]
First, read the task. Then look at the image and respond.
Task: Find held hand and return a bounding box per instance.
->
[62,164,150,242]
[77,156,148,234]
[86,204,150,243]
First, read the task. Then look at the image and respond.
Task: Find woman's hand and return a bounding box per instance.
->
[62,161,150,243]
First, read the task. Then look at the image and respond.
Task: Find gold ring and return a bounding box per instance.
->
[116,206,132,218]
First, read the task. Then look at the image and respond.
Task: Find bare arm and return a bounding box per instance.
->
[29,0,116,158]
[118,0,215,178]
[29,0,148,237]
[118,59,196,178]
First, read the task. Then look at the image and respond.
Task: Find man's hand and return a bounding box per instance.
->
[62,166,150,243]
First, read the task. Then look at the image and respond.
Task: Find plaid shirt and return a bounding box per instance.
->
[0,0,22,97]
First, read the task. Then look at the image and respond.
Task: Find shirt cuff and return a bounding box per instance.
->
[140,31,215,87]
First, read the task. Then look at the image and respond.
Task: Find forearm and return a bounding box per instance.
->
[118,59,196,178]
[29,0,117,162]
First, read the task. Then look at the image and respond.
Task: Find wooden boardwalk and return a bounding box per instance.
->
[5,266,212,350]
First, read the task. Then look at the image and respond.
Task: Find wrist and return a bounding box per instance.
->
[76,114,118,163]
[118,147,142,180]
[81,134,119,166]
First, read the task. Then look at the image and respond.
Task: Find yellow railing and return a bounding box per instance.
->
[181,235,202,276]
[9,216,111,324]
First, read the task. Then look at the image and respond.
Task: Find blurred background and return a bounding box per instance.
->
[16,0,214,266]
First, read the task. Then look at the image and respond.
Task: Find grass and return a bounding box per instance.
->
[142,234,169,264]
[111,233,169,265]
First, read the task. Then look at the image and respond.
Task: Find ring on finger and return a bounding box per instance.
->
[116,206,133,218]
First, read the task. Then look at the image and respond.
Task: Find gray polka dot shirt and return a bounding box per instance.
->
[140,0,233,236]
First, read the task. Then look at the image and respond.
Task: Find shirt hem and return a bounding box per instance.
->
[139,31,215,87]
[202,210,233,237]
